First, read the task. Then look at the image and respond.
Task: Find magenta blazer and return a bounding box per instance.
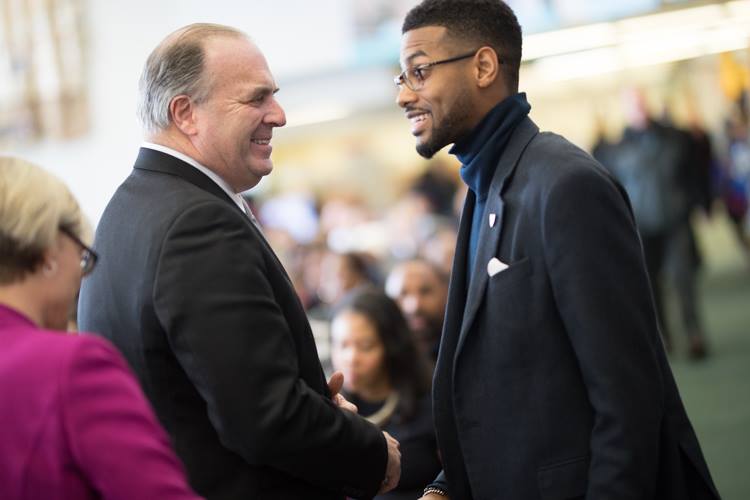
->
[0,304,202,500]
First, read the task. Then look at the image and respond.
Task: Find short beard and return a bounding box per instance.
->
[415,89,473,159]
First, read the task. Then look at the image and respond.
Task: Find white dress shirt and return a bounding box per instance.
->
[141,142,249,215]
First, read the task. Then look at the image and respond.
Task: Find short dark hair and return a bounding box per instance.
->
[333,286,431,423]
[402,0,522,91]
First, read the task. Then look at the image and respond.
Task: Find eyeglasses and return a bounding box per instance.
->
[394,50,478,91]
[60,226,99,276]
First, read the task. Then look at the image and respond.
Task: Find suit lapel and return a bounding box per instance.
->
[454,118,539,359]
[438,191,474,358]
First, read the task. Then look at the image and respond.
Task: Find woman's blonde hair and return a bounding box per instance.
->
[0,156,90,284]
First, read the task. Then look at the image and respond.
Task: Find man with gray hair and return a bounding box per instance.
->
[79,23,399,500]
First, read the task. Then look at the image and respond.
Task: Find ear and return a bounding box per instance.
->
[40,231,65,278]
[169,95,199,136]
[474,46,501,89]
[41,244,60,278]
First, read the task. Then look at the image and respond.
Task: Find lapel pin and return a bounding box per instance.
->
[489,213,497,228]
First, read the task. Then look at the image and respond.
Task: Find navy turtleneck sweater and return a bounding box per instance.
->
[450,92,531,278]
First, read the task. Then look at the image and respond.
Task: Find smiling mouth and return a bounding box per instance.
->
[251,139,271,145]
[407,109,429,122]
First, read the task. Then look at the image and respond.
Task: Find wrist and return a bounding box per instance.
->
[423,486,448,497]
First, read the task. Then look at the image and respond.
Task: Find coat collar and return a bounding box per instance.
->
[133,147,245,217]
[449,116,539,361]
[132,147,284,276]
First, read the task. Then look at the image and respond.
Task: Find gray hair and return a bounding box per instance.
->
[137,23,246,133]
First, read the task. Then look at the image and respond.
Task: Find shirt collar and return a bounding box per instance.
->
[141,142,248,214]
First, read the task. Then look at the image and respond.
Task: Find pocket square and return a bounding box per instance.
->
[487,257,509,277]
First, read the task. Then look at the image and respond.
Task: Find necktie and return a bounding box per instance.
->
[240,198,264,234]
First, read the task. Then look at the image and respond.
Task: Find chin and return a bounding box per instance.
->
[416,142,440,159]
[416,129,450,158]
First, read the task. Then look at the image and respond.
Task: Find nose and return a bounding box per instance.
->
[396,84,417,109]
[340,347,361,372]
[401,295,419,314]
[335,343,354,363]
[266,96,286,127]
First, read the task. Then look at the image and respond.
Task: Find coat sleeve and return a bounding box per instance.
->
[62,336,203,500]
[542,166,665,499]
[426,469,449,495]
[152,201,387,498]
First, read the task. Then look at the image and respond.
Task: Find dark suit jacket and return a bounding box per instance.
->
[430,117,720,500]
[79,148,387,500]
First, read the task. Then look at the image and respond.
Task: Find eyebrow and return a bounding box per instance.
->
[404,49,428,66]
[245,85,280,99]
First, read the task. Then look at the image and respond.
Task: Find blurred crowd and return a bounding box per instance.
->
[251,159,461,372]
[251,88,750,367]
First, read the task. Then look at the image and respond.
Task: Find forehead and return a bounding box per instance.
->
[204,36,275,88]
[401,263,440,287]
[332,310,378,338]
[400,26,450,65]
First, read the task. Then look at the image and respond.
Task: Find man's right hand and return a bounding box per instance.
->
[378,431,401,494]
[327,371,358,413]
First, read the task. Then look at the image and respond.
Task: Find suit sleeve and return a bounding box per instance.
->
[152,201,387,498]
[542,166,665,499]
[62,336,202,500]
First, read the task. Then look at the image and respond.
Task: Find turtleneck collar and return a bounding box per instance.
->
[452,92,531,201]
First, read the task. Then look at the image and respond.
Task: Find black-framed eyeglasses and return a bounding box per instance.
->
[394,50,478,91]
[60,226,99,276]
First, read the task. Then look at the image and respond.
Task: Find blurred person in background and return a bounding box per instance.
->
[287,241,329,311]
[683,108,716,225]
[318,251,380,308]
[420,222,458,277]
[604,88,710,359]
[0,156,201,500]
[331,287,440,500]
[409,159,461,218]
[722,103,750,259]
[590,113,618,172]
[78,23,399,500]
[385,258,448,363]
[311,250,380,374]
[395,1,720,499]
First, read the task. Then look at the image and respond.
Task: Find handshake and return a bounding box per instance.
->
[329,372,402,494]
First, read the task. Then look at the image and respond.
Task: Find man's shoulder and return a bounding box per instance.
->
[506,129,624,213]
[521,131,614,188]
[117,164,220,206]
[100,164,238,233]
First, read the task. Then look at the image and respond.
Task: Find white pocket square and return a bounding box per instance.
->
[487,257,509,277]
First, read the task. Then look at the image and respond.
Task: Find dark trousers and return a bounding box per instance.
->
[641,221,705,348]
